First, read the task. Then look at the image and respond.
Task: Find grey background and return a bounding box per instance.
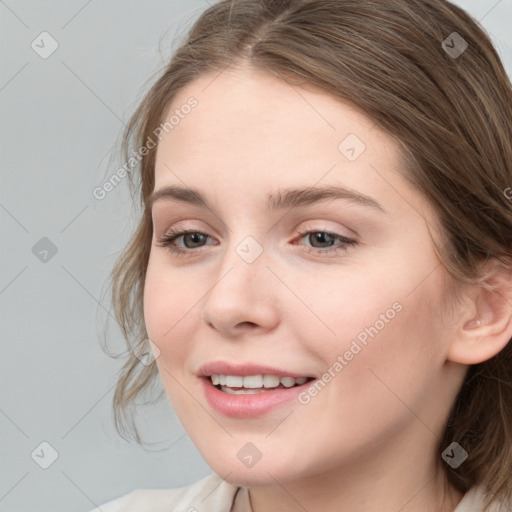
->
[1,1,511,511]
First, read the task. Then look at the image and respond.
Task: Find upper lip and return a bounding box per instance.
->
[197,361,314,379]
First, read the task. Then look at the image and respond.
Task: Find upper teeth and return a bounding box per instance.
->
[211,375,309,388]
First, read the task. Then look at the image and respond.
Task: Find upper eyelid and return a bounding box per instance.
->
[154,215,357,233]
[158,224,353,237]
[151,204,367,236]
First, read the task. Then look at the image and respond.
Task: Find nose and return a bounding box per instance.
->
[200,241,280,337]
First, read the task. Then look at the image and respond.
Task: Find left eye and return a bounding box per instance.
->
[294,229,357,254]
[155,229,357,256]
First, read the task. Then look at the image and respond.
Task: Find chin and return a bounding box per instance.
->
[203,452,305,487]
[214,467,280,487]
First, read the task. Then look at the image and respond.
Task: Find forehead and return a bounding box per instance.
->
[151,66,432,225]
[157,67,397,165]
[159,66,385,155]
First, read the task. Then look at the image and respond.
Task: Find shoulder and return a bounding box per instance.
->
[454,485,512,512]
[88,473,240,512]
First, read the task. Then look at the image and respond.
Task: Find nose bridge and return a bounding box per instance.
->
[210,232,268,299]
[200,231,278,332]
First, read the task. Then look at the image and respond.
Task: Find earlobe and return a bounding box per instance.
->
[446,260,512,366]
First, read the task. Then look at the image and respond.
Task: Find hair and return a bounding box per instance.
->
[105,0,512,509]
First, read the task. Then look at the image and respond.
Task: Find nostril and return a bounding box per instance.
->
[237,321,257,328]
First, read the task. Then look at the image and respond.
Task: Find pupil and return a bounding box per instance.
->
[311,232,334,247]
[185,233,205,248]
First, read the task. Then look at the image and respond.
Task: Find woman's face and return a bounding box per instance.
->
[144,66,467,486]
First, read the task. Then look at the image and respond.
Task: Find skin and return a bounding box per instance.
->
[143,64,511,512]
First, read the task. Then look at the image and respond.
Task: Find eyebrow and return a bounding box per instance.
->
[148,184,387,214]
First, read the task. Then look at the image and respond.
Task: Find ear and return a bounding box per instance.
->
[446,258,512,365]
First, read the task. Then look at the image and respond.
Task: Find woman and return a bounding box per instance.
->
[92,0,512,510]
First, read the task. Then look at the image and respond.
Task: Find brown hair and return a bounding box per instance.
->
[105,0,512,508]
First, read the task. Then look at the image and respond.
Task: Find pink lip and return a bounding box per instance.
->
[200,376,315,418]
[197,361,313,379]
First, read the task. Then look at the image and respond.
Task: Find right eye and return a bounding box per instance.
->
[155,229,217,256]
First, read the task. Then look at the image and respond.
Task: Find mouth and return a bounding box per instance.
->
[197,361,318,417]
[200,375,317,418]
[207,374,316,394]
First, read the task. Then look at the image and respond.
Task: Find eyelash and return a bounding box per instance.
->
[155,227,357,257]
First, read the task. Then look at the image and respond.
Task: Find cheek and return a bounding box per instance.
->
[284,264,406,354]
[143,260,201,363]
[143,263,203,410]
[290,261,443,396]
[317,283,442,430]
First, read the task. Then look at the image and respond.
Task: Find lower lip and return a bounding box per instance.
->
[200,377,316,418]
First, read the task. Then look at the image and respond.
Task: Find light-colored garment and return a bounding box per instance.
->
[89,472,509,512]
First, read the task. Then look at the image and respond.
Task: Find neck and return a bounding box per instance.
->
[247,435,464,512]
[249,469,462,512]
